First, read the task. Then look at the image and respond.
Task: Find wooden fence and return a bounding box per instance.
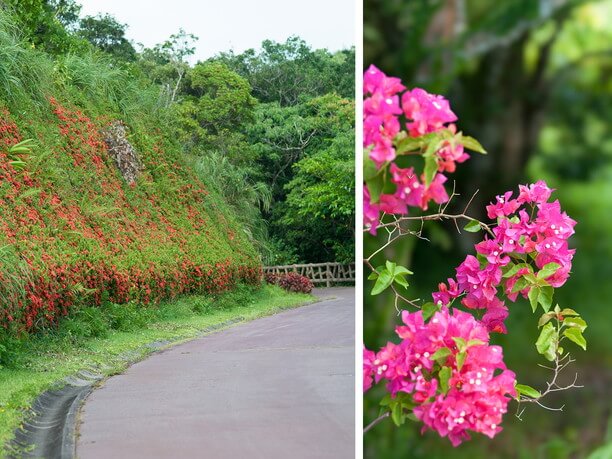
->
[263,262,355,287]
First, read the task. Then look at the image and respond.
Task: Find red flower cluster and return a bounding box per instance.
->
[265,272,314,294]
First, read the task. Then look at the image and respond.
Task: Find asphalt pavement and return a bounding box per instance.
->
[77,287,355,458]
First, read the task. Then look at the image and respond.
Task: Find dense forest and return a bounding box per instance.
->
[2,0,355,266]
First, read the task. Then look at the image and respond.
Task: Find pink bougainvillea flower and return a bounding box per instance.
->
[363,346,376,392]
[368,308,516,446]
[402,88,457,137]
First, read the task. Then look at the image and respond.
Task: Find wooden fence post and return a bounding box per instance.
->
[326,263,331,288]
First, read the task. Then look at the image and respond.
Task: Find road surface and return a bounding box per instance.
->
[77,287,355,458]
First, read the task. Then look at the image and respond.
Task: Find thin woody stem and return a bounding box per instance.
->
[364,411,390,434]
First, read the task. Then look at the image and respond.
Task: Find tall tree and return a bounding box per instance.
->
[78,13,136,61]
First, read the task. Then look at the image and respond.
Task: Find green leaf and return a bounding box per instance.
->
[537,262,561,280]
[363,156,379,181]
[430,347,452,362]
[422,302,439,321]
[503,263,529,279]
[536,322,557,361]
[559,308,579,317]
[439,366,452,394]
[423,154,438,187]
[367,271,378,281]
[463,221,481,233]
[365,173,385,204]
[511,277,529,293]
[538,285,554,312]
[528,287,539,313]
[538,312,555,327]
[391,403,403,426]
[563,327,587,351]
[385,260,396,275]
[452,337,467,351]
[393,266,414,276]
[467,339,484,348]
[371,269,393,295]
[379,394,392,407]
[395,135,426,155]
[564,316,587,331]
[456,351,467,371]
[516,383,541,399]
[461,135,487,154]
[393,275,409,289]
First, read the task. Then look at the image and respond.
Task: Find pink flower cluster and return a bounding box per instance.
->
[364,308,516,446]
[364,66,469,234]
[433,181,576,333]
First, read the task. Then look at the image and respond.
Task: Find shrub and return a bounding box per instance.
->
[267,272,313,294]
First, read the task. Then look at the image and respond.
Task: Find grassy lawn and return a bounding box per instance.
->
[0,284,313,453]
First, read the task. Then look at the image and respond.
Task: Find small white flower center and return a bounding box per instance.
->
[423,352,430,358]
[385,98,393,105]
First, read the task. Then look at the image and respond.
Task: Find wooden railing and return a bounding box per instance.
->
[263,262,355,287]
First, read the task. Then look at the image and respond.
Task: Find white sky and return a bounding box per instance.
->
[78,0,355,62]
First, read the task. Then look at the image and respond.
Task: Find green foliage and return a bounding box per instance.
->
[191,151,272,258]
[136,28,198,107]
[2,0,87,55]
[177,62,257,154]
[77,13,136,61]
[368,261,413,296]
[280,128,354,263]
[515,383,541,399]
[216,36,355,106]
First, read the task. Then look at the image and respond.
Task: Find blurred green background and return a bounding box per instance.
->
[363,0,612,458]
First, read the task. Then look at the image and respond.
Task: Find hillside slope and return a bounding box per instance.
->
[0,88,260,333]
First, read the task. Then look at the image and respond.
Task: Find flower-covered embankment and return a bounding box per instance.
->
[0,99,260,333]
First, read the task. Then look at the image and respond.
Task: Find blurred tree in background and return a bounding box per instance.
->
[364,0,612,458]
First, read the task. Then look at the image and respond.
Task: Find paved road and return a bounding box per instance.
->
[77,287,355,458]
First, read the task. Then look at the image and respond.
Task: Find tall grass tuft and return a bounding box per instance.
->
[193,151,273,259]
[0,8,54,112]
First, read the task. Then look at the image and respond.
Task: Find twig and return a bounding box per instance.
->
[515,353,582,417]
[364,411,390,434]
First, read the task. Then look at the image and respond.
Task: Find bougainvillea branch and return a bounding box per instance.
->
[363,65,586,447]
